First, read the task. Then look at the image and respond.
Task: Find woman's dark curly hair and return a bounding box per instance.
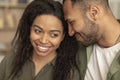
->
[11,0,79,80]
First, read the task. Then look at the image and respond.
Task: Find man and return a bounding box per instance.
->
[63,0,120,80]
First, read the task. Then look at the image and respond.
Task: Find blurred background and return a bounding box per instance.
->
[0,0,34,62]
[0,0,120,62]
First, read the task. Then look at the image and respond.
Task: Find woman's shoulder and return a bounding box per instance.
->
[0,50,16,66]
[0,50,16,80]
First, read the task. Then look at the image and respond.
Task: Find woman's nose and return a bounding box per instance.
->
[39,34,48,43]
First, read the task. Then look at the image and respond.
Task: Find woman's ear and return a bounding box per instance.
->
[87,4,100,21]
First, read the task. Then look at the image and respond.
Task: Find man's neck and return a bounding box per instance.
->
[98,22,120,48]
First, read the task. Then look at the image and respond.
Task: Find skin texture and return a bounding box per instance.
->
[63,0,99,46]
[30,15,64,75]
[30,15,64,57]
[63,0,120,47]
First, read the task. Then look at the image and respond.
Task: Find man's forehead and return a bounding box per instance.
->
[63,1,72,19]
[63,0,72,8]
[63,0,81,19]
[63,1,80,13]
[63,0,80,10]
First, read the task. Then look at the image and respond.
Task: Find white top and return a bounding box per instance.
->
[84,43,120,80]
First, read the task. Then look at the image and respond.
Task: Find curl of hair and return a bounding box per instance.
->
[11,0,79,80]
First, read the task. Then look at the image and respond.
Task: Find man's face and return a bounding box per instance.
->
[63,0,99,46]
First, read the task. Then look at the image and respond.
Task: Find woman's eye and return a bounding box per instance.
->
[51,33,59,38]
[34,29,42,34]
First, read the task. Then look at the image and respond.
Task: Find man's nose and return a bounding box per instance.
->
[68,26,75,36]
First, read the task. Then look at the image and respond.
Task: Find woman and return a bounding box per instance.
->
[0,0,79,80]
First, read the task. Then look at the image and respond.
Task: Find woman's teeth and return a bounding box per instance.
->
[37,45,50,51]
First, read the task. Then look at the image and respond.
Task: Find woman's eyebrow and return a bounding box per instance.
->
[33,24,43,30]
[50,30,61,33]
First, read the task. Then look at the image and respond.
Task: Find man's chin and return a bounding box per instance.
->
[81,42,91,47]
[80,40,96,47]
[84,41,96,47]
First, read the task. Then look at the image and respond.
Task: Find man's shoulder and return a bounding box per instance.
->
[78,42,86,50]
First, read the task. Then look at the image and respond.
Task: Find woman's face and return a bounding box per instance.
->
[30,15,64,58]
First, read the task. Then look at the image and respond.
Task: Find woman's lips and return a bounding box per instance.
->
[36,44,51,53]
